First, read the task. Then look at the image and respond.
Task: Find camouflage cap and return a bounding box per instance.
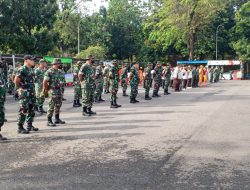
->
[52,58,62,65]
[24,55,36,61]
[39,59,47,64]
[113,59,118,64]
[77,61,83,65]
[86,55,94,60]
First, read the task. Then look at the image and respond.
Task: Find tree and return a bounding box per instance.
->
[76,45,107,60]
[232,1,250,61]
[147,0,228,60]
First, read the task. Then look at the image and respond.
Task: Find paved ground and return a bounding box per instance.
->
[0,80,250,190]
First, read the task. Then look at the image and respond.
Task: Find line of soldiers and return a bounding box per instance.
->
[0,56,172,140]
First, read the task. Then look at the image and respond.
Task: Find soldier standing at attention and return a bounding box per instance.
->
[163,63,171,95]
[94,61,105,103]
[7,65,15,95]
[0,63,7,140]
[59,64,66,101]
[73,61,82,107]
[129,62,140,103]
[152,62,163,97]
[43,58,66,127]
[121,63,129,97]
[34,59,47,114]
[12,63,22,100]
[78,55,96,116]
[109,60,122,108]
[103,64,110,94]
[143,63,153,100]
[14,55,38,134]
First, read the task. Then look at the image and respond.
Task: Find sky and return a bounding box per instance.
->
[76,0,109,14]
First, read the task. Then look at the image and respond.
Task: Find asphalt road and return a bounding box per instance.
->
[0,81,250,190]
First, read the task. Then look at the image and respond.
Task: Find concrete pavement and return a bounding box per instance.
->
[0,81,250,190]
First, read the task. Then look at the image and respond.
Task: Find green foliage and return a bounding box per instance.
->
[232,1,250,61]
[76,46,107,60]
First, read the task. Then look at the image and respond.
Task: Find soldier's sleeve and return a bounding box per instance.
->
[44,70,50,81]
[15,67,23,79]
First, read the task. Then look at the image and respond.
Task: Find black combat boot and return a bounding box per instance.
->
[47,117,56,127]
[73,100,80,107]
[87,108,96,115]
[18,124,29,134]
[35,105,39,112]
[110,101,118,108]
[38,106,47,113]
[95,96,100,103]
[82,107,91,116]
[62,97,67,101]
[27,123,39,132]
[145,95,152,100]
[130,97,136,103]
[123,91,128,97]
[4,118,7,122]
[55,114,66,124]
[134,98,140,103]
[114,99,122,107]
[99,96,105,102]
[76,99,82,106]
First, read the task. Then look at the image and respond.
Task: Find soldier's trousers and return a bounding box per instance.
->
[95,81,103,98]
[153,80,161,95]
[17,91,35,125]
[104,77,110,91]
[130,83,138,99]
[121,79,127,92]
[0,87,6,128]
[110,81,118,103]
[74,84,81,100]
[35,84,45,107]
[144,80,151,97]
[8,81,15,94]
[81,83,94,108]
[47,94,62,118]
[164,79,170,93]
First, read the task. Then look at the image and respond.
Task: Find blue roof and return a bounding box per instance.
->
[177,60,208,65]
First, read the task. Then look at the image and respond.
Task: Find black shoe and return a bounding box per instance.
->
[145,96,152,100]
[73,100,80,107]
[62,98,67,101]
[0,134,7,141]
[99,97,105,102]
[114,100,122,107]
[123,92,128,97]
[164,92,170,95]
[18,124,29,134]
[27,124,39,132]
[83,107,91,116]
[47,117,56,127]
[87,108,96,115]
[134,99,140,103]
[77,99,82,106]
[55,114,66,124]
[130,98,136,104]
[110,102,118,108]
[4,119,7,122]
[38,106,47,113]
[95,97,100,103]
[152,94,160,97]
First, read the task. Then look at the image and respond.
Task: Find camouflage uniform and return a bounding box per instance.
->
[73,62,82,107]
[143,63,152,100]
[153,63,163,97]
[7,68,15,95]
[121,65,128,96]
[79,61,96,116]
[129,65,140,103]
[13,67,20,100]
[163,65,171,95]
[103,65,110,93]
[109,60,121,108]
[34,66,46,112]
[94,63,104,102]
[59,67,66,100]
[0,73,7,140]
[16,64,37,133]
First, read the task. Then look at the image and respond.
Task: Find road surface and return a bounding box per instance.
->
[0,81,249,190]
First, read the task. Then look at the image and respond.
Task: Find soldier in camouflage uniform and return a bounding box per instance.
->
[94,61,105,103]
[78,55,96,116]
[12,63,22,100]
[109,60,122,108]
[129,62,140,103]
[121,63,129,97]
[0,61,7,140]
[73,61,82,107]
[163,63,171,95]
[143,63,153,100]
[59,64,67,101]
[43,58,66,127]
[7,65,15,95]
[152,62,163,97]
[14,55,38,134]
[103,64,110,94]
[34,59,47,113]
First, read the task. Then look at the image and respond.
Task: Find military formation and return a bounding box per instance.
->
[0,55,224,141]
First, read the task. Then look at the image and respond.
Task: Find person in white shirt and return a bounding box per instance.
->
[182,66,188,89]
[187,65,193,88]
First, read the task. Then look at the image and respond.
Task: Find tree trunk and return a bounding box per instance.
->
[189,32,195,60]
